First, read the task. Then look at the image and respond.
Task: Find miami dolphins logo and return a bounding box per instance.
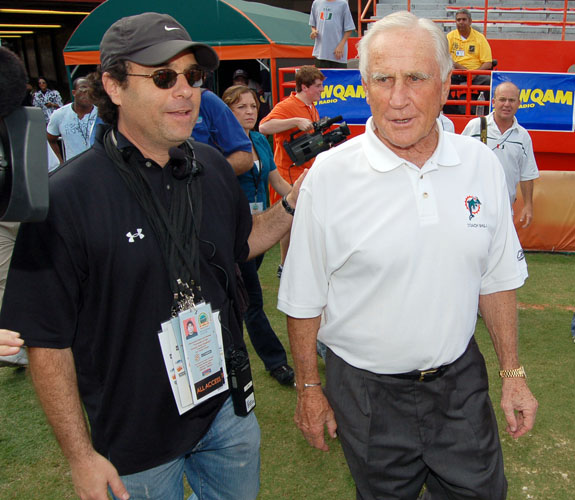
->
[465,196,481,220]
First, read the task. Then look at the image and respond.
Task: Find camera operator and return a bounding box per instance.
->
[259,65,325,274]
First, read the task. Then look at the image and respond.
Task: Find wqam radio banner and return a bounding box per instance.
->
[315,69,370,125]
[492,71,575,132]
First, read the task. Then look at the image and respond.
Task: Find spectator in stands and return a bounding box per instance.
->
[310,0,356,68]
[447,8,493,77]
[32,77,63,124]
[445,8,493,113]
[222,84,296,385]
[259,65,325,274]
[47,77,98,165]
[462,81,539,228]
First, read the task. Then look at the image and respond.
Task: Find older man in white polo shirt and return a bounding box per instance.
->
[462,81,539,228]
[278,11,538,500]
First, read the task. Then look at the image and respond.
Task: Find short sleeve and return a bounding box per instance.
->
[46,108,62,135]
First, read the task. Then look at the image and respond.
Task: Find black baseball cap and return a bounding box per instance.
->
[100,12,219,71]
[233,69,249,80]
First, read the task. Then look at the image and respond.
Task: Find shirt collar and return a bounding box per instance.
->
[362,117,460,173]
[106,129,186,170]
[487,112,519,132]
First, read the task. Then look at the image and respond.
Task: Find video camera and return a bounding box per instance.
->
[283,115,350,166]
[0,47,48,222]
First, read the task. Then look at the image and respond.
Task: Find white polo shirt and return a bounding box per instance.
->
[278,118,527,374]
[462,113,539,205]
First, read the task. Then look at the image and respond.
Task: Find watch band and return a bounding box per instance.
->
[281,195,295,216]
[499,365,527,378]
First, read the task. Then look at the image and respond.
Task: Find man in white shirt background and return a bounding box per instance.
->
[462,81,539,228]
[47,76,98,165]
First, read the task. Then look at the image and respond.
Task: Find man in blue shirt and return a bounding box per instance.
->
[192,88,253,174]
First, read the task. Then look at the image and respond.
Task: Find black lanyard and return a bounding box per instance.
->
[249,145,263,200]
[104,129,203,309]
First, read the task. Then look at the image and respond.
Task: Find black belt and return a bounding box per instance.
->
[387,364,449,382]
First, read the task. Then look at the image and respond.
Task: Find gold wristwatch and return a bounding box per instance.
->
[499,365,527,379]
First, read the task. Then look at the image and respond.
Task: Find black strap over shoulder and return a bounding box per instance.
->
[480,116,488,145]
[103,128,203,309]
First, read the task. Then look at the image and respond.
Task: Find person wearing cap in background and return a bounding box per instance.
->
[0,12,306,500]
[232,69,262,93]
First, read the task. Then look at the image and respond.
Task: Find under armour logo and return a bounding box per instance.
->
[126,228,145,243]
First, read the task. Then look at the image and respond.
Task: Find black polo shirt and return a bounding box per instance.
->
[0,131,252,475]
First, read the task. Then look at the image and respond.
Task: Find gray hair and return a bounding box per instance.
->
[456,9,472,21]
[357,11,452,83]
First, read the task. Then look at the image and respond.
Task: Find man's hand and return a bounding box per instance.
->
[310,27,318,40]
[71,451,129,500]
[501,378,538,439]
[295,387,337,451]
[334,42,345,61]
[0,329,24,356]
[519,205,533,228]
[285,169,308,209]
[294,118,314,132]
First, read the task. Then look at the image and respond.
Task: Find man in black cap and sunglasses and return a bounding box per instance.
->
[0,12,305,500]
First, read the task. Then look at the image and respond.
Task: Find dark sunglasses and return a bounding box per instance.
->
[126,66,203,89]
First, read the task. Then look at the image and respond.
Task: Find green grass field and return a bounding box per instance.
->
[0,248,573,499]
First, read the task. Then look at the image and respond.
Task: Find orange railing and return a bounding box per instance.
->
[357,0,575,41]
[277,68,297,103]
[445,69,491,116]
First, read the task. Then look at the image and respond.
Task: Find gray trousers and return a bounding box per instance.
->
[325,338,507,500]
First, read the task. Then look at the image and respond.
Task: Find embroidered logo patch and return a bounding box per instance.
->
[465,196,481,220]
[126,228,145,243]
